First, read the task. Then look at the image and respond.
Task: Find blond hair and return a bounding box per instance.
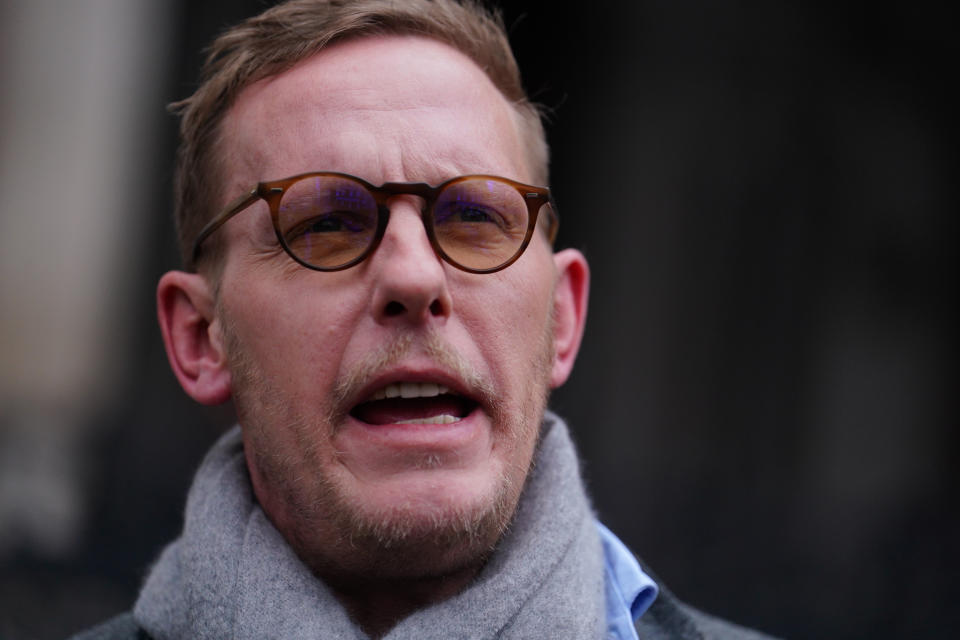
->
[170,0,548,271]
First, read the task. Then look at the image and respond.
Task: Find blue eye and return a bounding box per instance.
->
[304,213,365,233]
[453,206,493,223]
[436,202,500,226]
[282,209,375,253]
[308,216,342,232]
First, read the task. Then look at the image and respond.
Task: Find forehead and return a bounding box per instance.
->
[219,35,529,194]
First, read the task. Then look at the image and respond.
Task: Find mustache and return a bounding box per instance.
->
[329,331,500,417]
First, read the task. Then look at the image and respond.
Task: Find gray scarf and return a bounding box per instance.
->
[134,411,606,639]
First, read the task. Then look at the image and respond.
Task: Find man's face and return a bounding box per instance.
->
[210,36,566,580]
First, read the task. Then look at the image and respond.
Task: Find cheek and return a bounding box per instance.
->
[221,273,367,394]
[457,266,555,385]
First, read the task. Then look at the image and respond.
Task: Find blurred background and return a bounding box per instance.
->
[0,0,955,638]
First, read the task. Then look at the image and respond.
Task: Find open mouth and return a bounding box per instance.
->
[350,381,478,426]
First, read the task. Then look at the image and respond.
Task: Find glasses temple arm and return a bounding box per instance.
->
[543,199,559,245]
[190,187,261,266]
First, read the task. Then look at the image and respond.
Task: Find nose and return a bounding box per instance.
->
[368,198,452,326]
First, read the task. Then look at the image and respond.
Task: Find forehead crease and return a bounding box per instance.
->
[220,36,528,186]
[397,144,489,183]
[227,104,515,184]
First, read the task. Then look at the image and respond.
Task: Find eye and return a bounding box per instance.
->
[304,213,363,233]
[283,210,373,245]
[435,202,503,228]
[453,206,493,223]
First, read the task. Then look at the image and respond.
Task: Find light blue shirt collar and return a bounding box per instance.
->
[597,521,659,640]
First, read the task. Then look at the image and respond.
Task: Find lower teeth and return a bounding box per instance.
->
[395,414,459,425]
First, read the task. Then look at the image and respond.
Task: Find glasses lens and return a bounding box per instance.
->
[433,178,530,270]
[277,175,379,269]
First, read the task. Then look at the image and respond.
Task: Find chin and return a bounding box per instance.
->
[326,467,520,577]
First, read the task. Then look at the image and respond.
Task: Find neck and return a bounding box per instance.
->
[329,564,483,639]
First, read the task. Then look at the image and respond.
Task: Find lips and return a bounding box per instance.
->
[350,380,478,426]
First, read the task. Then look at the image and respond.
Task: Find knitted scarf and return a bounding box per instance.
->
[134,412,606,639]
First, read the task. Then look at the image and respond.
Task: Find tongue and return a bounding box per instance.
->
[352,395,472,425]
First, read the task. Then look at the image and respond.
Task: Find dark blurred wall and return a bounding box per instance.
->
[3,2,953,639]
[525,3,957,638]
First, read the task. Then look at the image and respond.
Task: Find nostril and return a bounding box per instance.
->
[384,301,405,317]
[429,300,444,316]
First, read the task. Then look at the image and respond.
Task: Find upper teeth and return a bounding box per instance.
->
[370,382,451,401]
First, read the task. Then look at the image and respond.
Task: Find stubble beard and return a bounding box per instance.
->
[221,311,555,584]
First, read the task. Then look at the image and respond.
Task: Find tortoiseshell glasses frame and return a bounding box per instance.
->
[191,172,559,274]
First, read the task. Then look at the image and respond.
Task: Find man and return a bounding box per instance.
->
[74,1,775,638]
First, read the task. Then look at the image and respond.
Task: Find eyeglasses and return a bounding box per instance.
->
[191,172,559,274]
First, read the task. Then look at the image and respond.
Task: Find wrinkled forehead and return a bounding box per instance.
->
[218,35,531,199]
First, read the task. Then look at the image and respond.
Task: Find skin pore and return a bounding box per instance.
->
[157,35,589,638]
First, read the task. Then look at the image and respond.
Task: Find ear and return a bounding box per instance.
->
[156,270,232,405]
[549,249,590,388]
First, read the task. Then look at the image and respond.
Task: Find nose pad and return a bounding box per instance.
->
[369,203,452,325]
